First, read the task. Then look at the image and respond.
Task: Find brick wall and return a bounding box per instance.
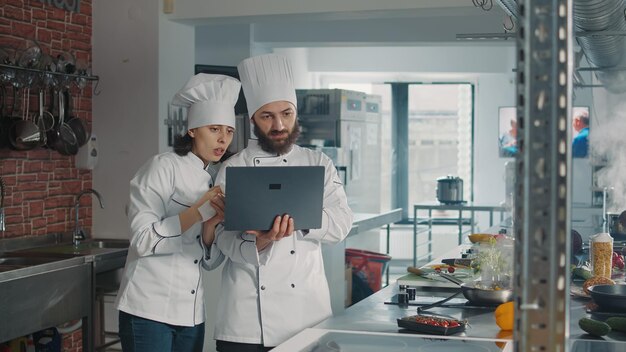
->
[0,0,93,239]
[0,1,93,350]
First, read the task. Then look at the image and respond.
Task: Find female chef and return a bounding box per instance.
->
[115,73,241,352]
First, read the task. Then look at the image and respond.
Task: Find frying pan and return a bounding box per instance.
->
[439,273,513,306]
[1,87,23,148]
[47,90,78,155]
[0,86,9,148]
[64,90,89,147]
[588,284,626,311]
[37,89,54,134]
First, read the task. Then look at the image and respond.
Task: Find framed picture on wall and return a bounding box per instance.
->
[572,106,590,158]
[498,107,517,158]
[498,106,590,158]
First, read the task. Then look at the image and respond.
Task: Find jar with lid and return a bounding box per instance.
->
[590,232,613,279]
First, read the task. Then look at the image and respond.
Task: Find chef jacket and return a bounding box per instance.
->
[211,139,354,346]
[115,152,224,327]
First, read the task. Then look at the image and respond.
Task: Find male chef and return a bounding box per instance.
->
[212,53,354,352]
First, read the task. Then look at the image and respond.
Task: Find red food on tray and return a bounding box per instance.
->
[397,315,466,335]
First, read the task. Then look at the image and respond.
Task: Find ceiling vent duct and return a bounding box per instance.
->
[495,0,520,19]
[495,0,626,93]
[574,0,626,93]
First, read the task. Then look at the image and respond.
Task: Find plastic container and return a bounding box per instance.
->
[345,248,391,292]
[33,328,61,352]
[590,232,613,279]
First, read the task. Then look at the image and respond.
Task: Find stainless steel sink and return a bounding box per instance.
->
[0,235,129,349]
[21,239,130,256]
[0,255,92,345]
[0,256,66,272]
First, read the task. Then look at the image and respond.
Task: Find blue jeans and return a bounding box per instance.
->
[118,310,205,352]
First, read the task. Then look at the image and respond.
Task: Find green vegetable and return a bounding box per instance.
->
[572,267,593,280]
[579,318,611,336]
[606,317,626,333]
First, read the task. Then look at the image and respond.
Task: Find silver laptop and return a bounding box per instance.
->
[224,166,325,231]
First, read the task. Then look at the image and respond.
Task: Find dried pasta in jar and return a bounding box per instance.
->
[590,233,613,279]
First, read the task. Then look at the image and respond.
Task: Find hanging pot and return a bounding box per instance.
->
[9,88,41,150]
[436,175,464,204]
[0,86,9,148]
[64,90,89,147]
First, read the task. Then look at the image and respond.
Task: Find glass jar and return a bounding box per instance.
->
[590,232,613,279]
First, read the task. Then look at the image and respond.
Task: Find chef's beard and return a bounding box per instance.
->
[254,120,301,155]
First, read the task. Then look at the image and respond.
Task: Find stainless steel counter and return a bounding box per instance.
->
[348,208,403,237]
[0,235,129,349]
[315,284,504,338]
[316,252,626,346]
[0,255,92,344]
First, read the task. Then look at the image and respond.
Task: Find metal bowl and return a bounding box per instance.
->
[588,284,626,311]
[460,282,514,306]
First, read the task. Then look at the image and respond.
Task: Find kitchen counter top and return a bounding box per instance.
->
[314,241,626,346]
[0,235,129,347]
[348,208,403,237]
[274,328,514,352]
[315,283,504,338]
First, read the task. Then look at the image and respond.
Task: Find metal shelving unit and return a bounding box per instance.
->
[515,0,572,351]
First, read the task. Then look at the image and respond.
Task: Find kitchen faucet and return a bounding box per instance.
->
[74,188,104,247]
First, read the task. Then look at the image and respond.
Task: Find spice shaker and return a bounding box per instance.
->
[590,232,613,279]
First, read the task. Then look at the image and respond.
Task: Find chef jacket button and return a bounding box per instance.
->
[291,283,295,288]
[255,159,260,164]
[209,183,213,188]
[290,250,295,254]
[191,290,196,294]
[282,159,287,163]
[261,285,266,290]
[194,259,198,264]
[196,235,200,239]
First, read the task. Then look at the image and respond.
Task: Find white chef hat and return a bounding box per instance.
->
[237,53,297,117]
[171,73,241,130]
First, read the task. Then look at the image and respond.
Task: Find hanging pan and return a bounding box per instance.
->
[9,88,41,150]
[47,90,78,155]
[64,89,89,147]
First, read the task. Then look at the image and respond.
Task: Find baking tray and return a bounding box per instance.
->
[397,315,466,335]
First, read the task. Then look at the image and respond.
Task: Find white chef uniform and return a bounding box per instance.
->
[115,74,240,327]
[212,54,354,346]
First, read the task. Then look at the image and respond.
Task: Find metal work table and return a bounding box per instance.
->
[316,244,626,346]
[348,208,403,238]
[412,203,507,266]
[0,235,129,350]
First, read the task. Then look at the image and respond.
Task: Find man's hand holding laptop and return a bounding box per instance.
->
[247,214,295,251]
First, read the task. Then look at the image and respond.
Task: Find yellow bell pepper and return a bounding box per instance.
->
[495,330,513,350]
[495,301,515,331]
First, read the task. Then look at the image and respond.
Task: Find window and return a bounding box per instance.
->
[323,81,474,215]
[407,84,473,207]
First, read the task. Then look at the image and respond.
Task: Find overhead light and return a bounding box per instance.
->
[456,33,515,40]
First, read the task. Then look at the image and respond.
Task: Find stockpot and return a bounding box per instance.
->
[436,175,464,204]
